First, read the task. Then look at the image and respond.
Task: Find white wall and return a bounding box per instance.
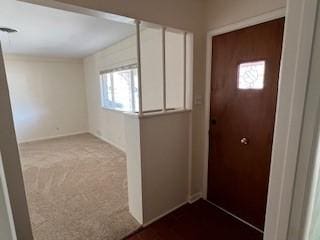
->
[18,0,208,204]
[140,112,190,224]
[310,138,320,239]
[288,3,320,239]
[124,115,143,223]
[205,0,286,30]
[2,2,301,238]
[0,184,13,240]
[83,34,135,150]
[306,7,320,239]
[0,153,15,240]
[66,0,289,200]
[0,48,33,239]
[124,111,190,225]
[83,28,187,149]
[4,55,88,143]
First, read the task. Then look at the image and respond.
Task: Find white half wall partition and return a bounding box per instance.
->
[123,21,193,224]
[124,115,143,224]
[125,110,191,224]
[140,111,191,224]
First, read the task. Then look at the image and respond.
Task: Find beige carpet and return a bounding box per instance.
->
[19,133,140,240]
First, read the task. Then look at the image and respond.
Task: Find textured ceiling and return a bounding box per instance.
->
[0,0,136,58]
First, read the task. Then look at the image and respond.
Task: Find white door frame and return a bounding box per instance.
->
[287,1,320,239]
[203,0,318,239]
[203,7,286,200]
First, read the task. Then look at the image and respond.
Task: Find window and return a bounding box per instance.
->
[100,64,139,112]
[238,61,266,89]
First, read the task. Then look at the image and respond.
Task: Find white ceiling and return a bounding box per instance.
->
[0,0,136,58]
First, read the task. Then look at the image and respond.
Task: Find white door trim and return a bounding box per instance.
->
[287,1,320,239]
[203,1,317,239]
[203,6,285,234]
[263,0,318,238]
[203,7,286,201]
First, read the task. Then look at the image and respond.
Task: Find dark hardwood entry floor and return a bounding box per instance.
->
[125,200,263,240]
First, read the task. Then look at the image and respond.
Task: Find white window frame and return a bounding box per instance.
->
[100,64,138,113]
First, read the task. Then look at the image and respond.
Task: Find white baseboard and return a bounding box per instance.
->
[19,130,125,152]
[90,132,125,152]
[18,131,88,144]
[188,192,203,204]
[142,201,188,227]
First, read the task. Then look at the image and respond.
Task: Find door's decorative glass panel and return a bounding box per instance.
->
[238,61,266,89]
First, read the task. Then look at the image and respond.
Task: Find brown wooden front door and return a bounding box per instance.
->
[207,18,285,230]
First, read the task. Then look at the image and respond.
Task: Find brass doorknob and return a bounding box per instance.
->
[240,137,249,145]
